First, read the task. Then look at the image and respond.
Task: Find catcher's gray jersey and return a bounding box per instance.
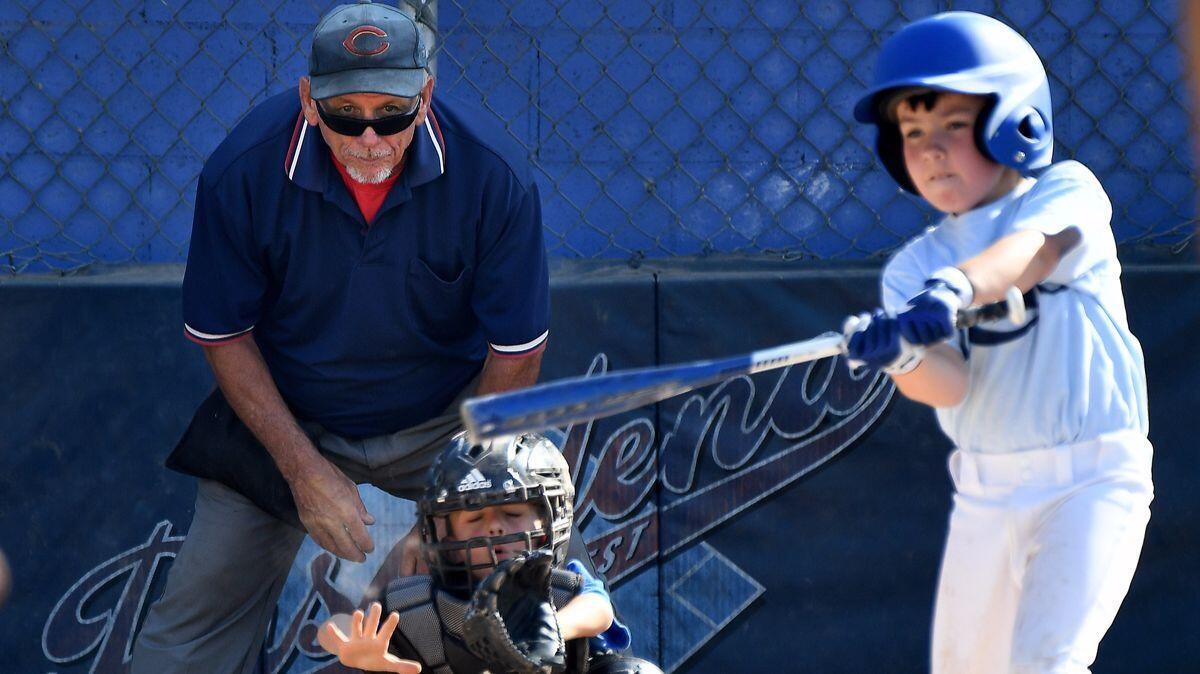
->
[380,569,585,674]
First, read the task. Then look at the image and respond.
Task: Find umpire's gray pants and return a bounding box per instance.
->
[131,408,462,674]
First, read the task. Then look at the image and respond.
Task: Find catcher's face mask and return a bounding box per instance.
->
[448,503,547,570]
[428,499,554,589]
[419,431,576,593]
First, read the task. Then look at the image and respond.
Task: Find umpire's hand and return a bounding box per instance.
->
[289,454,376,562]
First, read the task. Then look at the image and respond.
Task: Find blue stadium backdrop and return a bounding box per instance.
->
[1,0,1193,270]
[1,1,1198,673]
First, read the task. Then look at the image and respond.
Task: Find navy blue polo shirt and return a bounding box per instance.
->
[181,90,550,438]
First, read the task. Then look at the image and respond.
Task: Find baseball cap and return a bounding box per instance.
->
[308,0,430,100]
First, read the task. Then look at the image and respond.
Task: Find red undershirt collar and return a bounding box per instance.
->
[330,154,401,225]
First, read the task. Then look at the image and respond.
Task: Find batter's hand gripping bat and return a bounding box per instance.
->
[462,287,1025,443]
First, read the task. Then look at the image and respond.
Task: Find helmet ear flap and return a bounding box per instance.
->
[876,123,917,194]
[1011,107,1051,166]
[1017,108,1048,142]
[972,94,1000,164]
[986,104,1052,170]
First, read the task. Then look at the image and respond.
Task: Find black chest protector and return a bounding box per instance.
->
[381,569,591,674]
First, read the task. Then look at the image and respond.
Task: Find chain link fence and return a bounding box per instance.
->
[1,0,1194,273]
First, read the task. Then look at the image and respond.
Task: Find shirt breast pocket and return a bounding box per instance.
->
[406,258,475,343]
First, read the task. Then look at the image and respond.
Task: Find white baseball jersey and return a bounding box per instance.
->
[881,160,1149,454]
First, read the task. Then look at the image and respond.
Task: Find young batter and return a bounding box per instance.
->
[845,12,1153,674]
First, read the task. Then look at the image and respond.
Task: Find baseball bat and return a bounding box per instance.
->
[462,287,1025,443]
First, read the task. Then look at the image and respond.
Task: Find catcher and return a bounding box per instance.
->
[318,431,660,674]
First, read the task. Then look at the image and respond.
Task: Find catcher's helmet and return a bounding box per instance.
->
[419,430,574,590]
[853,11,1053,193]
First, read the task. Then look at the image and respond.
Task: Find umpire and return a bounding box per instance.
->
[132,2,561,671]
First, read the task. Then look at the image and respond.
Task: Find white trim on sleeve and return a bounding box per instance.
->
[489,330,549,354]
[185,323,255,342]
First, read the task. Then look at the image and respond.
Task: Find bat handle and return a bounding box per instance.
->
[955,286,1026,328]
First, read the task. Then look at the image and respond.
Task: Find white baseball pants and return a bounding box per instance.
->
[931,430,1153,674]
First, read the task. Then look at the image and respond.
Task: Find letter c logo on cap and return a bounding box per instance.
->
[343,25,389,57]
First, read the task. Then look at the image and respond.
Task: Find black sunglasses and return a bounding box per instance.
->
[316,98,422,137]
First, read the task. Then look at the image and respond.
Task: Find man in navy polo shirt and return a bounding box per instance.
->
[132,2,572,671]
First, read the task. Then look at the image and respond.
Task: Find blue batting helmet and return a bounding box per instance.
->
[853,11,1053,193]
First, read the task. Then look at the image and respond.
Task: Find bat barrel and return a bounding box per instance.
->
[462,333,845,443]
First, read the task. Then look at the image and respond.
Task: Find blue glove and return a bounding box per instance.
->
[898,268,973,346]
[565,559,607,598]
[843,310,924,375]
[564,559,632,651]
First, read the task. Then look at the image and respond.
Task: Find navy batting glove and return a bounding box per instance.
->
[898,267,974,346]
[898,285,959,345]
[843,310,924,374]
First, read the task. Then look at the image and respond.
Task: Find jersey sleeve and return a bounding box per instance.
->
[1010,160,1116,288]
[181,171,269,344]
[880,244,930,314]
[471,177,550,357]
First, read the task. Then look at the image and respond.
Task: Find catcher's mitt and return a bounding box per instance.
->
[463,550,567,674]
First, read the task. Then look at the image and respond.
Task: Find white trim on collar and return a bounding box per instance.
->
[423,113,445,175]
[287,120,309,181]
